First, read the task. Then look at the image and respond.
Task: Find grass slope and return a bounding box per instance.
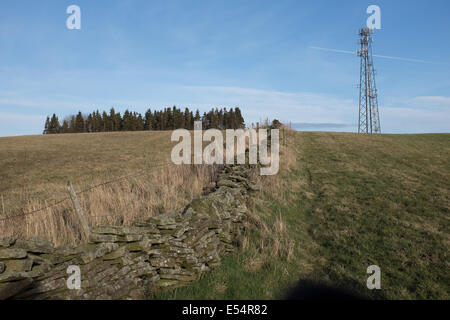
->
[0,131,174,196]
[0,131,216,246]
[156,132,449,300]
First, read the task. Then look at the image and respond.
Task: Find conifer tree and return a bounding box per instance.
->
[69,115,76,133]
[102,111,109,131]
[234,107,245,128]
[75,112,85,133]
[202,112,208,129]
[222,108,228,129]
[86,114,93,132]
[184,108,191,130]
[61,120,69,133]
[48,114,60,134]
[109,108,116,131]
[45,106,246,133]
[136,113,144,131]
[209,110,217,129]
[144,109,153,130]
[194,109,201,121]
[95,110,102,132]
[114,112,122,131]
[218,108,224,129]
[189,111,194,130]
[43,116,50,134]
[122,110,131,131]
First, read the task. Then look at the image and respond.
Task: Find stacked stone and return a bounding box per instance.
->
[0,164,261,300]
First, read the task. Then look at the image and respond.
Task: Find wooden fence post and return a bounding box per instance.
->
[1,195,4,216]
[67,181,90,239]
[285,127,288,146]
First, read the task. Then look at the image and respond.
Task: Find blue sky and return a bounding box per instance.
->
[1,0,449,136]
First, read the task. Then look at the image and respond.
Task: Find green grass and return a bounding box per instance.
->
[1,131,448,299]
[155,132,450,300]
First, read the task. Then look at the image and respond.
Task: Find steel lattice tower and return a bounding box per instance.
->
[358,27,381,134]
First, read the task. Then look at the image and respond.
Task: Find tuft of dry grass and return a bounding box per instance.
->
[243,129,299,263]
[0,163,219,246]
[253,126,299,205]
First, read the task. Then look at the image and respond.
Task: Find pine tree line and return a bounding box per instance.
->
[43,106,245,134]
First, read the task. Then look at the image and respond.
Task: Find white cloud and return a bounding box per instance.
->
[408,96,450,108]
[381,106,450,133]
[181,86,450,133]
[181,85,356,125]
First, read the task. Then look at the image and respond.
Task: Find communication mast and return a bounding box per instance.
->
[358,27,381,134]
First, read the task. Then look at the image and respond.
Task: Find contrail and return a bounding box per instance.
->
[308,46,448,65]
[309,46,357,55]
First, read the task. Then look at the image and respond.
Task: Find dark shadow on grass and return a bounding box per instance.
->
[284,279,368,300]
[283,271,386,300]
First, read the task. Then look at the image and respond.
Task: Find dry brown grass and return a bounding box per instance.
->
[1,163,219,247]
[243,207,296,266]
[0,131,220,246]
[0,127,294,247]
[243,127,299,263]
[0,131,174,196]
[253,126,299,205]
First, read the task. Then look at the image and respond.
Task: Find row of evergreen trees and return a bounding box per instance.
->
[44,106,245,134]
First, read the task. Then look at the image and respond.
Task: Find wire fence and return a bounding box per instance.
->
[0,198,70,222]
[0,160,182,222]
[86,198,139,220]
[0,132,276,227]
[1,190,69,204]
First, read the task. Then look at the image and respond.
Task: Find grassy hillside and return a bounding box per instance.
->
[1,130,448,299]
[156,131,449,300]
[0,131,174,196]
[0,131,218,245]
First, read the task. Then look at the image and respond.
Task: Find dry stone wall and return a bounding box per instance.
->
[0,164,260,300]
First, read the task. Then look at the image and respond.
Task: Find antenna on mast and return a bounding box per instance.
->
[358,27,381,134]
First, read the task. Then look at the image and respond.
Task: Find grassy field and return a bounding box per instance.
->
[156,131,449,300]
[0,130,448,299]
[0,131,218,245]
[0,131,174,195]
